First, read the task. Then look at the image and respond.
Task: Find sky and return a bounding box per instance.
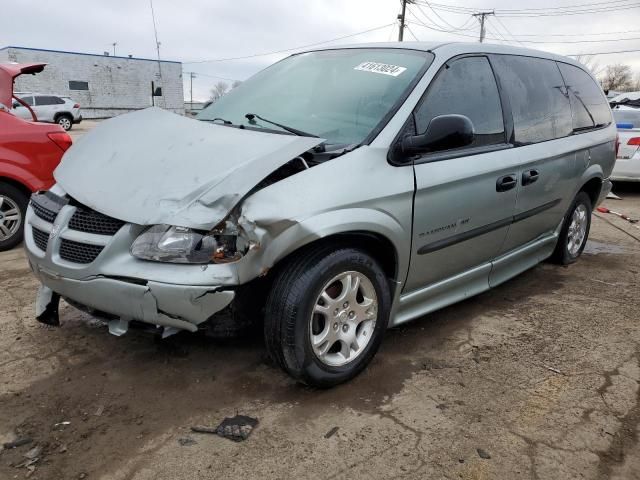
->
[3,0,640,101]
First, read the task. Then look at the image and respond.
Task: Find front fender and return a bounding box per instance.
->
[0,164,47,192]
[237,208,411,285]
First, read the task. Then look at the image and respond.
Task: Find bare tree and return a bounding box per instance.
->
[574,54,601,76]
[632,72,640,91]
[209,81,229,101]
[601,64,633,92]
[231,80,243,89]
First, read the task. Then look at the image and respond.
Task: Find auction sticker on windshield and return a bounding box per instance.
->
[354,62,407,77]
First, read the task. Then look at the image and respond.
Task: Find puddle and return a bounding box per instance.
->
[583,241,625,255]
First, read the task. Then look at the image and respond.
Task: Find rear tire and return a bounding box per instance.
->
[551,191,592,265]
[264,245,391,388]
[0,183,29,251]
[56,114,73,131]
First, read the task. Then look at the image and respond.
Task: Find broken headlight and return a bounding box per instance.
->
[131,220,249,264]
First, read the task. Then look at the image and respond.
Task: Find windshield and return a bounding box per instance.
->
[197,48,433,145]
[613,108,640,128]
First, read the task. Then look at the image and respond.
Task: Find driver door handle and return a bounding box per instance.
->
[522,169,539,186]
[496,174,517,192]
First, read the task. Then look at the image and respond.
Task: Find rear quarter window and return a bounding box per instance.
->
[557,62,612,131]
[491,55,572,145]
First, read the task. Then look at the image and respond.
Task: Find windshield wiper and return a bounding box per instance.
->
[245,113,319,138]
[199,117,233,125]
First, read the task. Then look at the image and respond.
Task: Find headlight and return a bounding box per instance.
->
[131,220,249,264]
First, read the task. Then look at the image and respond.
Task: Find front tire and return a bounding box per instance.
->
[264,245,391,388]
[0,183,28,251]
[551,191,592,265]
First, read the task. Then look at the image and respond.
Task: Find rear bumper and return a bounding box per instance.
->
[612,155,640,181]
[73,115,82,124]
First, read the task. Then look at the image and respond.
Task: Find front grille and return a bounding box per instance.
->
[32,227,49,252]
[59,239,104,264]
[30,192,67,223]
[68,206,125,236]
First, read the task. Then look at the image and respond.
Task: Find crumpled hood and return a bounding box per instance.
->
[54,107,323,229]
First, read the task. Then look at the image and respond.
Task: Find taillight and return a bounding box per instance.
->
[627,137,640,145]
[73,103,80,108]
[48,132,72,152]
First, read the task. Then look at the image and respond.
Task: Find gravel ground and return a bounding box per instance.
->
[0,143,638,478]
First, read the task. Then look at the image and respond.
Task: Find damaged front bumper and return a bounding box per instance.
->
[25,196,238,335]
[33,276,234,335]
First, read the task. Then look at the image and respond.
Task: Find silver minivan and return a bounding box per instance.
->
[25,42,615,387]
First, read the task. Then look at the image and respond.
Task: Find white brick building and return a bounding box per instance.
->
[0,46,184,118]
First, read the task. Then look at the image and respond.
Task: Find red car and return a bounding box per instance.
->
[0,63,72,251]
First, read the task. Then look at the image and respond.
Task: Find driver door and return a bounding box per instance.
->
[405,55,519,293]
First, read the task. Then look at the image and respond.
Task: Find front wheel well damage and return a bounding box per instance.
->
[230,231,399,330]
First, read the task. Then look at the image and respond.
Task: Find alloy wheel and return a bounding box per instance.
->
[309,271,378,367]
[0,195,22,241]
[567,203,588,256]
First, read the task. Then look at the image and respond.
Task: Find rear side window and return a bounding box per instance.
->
[36,96,65,106]
[492,55,572,144]
[18,96,34,106]
[414,56,505,149]
[557,62,612,131]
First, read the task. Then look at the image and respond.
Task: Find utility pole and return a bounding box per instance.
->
[473,11,495,43]
[398,0,410,42]
[112,42,117,56]
[189,72,196,110]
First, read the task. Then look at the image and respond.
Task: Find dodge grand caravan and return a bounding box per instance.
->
[25,42,615,387]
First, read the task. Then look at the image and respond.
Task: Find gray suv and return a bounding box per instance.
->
[24,42,615,387]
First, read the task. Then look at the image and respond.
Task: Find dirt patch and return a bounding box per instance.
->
[1,189,639,479]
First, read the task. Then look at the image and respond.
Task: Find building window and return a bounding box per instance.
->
[69,81,89,91]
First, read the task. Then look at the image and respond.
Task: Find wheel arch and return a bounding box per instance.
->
[244,208,410,287]
[0,175,34,197]
[54,111,72,122]
[579,176,603,207]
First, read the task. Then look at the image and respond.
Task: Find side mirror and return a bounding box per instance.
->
[402,114,475,156]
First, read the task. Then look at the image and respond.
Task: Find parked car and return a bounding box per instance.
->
[12,93,82,131]
[610,91,640,107]
[25,43,615,387]
[612,105,640,181]
[0,63,72,251]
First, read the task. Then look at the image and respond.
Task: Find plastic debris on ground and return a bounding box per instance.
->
[191,415,259,442]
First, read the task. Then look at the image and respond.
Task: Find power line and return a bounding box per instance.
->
[416,1,476,31]
[490,16,526,47]
[420,0,639,14]
[407,10,478,35]
[568,48,640,56]
[409,18,640,45]
[186,71,240,82]
[184,24,394,64]
[406,24,421,41]
[476,28,640,38]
